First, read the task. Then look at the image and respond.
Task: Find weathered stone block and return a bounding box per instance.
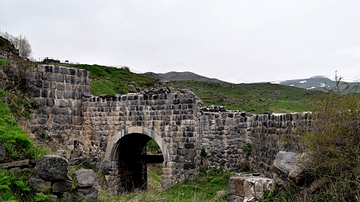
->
[228,174,274,202]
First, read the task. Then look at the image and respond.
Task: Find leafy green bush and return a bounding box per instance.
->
[301,80,360,201]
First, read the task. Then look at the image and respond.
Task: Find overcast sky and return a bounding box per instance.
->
[1,1,360,83]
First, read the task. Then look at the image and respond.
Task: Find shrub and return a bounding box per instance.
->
[302,79,360,201]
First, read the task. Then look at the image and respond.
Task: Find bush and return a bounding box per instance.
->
[302,79,360,201]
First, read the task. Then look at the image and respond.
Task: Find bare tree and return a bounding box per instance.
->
[0,31,32,58]
[11,35,32,58]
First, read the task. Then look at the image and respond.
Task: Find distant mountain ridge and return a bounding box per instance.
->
[276,75,360,92]
[145,71,360,92]
[144,71,227,83]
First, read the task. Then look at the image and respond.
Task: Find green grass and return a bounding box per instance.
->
[99,168,230,202]
[60,63,157,95]
[0,89,49,201]
[0,90,49,161]
[169,80,324,113]
[0,59,10,66]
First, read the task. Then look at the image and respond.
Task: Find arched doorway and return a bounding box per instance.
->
[113,133,163,192]
[109,127,170,194]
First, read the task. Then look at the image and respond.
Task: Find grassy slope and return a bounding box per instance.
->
[61,63,157,95]
[169,80,324,113]
[63,63,324,113]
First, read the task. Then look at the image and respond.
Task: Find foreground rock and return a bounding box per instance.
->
[35,155,69,180]
[272,151,297,178]
[272,151,312,185]
[228,173,274,202]
[32,155,98,201]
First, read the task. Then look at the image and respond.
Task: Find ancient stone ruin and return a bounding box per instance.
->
[27,64,310,195]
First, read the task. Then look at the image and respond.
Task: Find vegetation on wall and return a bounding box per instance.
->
[0,90,48,161]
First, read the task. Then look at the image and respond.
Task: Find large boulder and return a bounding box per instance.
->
[75,169,95,187]
[35,155,69,181]
[288,153,312,184]
[272,151,297,177]
[228,173,274,202]
[272,151,312,185]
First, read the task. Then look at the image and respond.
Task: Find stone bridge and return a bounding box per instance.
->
[27,65,310,194]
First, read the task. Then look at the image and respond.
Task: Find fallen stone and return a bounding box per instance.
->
[52,180,73,193]
[28,178,52,192]
[228,173,274,202]
[288,153,312,184]
[35,155,69,180]
[75,168,95,187]
[272,151,297,177]
[0,159,29,169]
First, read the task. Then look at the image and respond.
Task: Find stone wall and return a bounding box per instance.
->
[27,65,91,155]
[81,92,202,193]
[200,111,311,176]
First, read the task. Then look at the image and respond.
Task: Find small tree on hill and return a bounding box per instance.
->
[0,31,32,58]
[302,78,360,201]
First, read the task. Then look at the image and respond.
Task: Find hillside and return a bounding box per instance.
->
[168,80,323,113]
[59,64,324,113]
[144,71,226,83]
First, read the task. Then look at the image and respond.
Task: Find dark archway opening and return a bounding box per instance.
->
[115,133,164,193]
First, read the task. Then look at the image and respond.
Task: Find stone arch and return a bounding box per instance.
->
[109,126,170,162]
[107,126,170,194]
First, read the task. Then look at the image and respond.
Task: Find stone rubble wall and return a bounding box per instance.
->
[200,111,311,176]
